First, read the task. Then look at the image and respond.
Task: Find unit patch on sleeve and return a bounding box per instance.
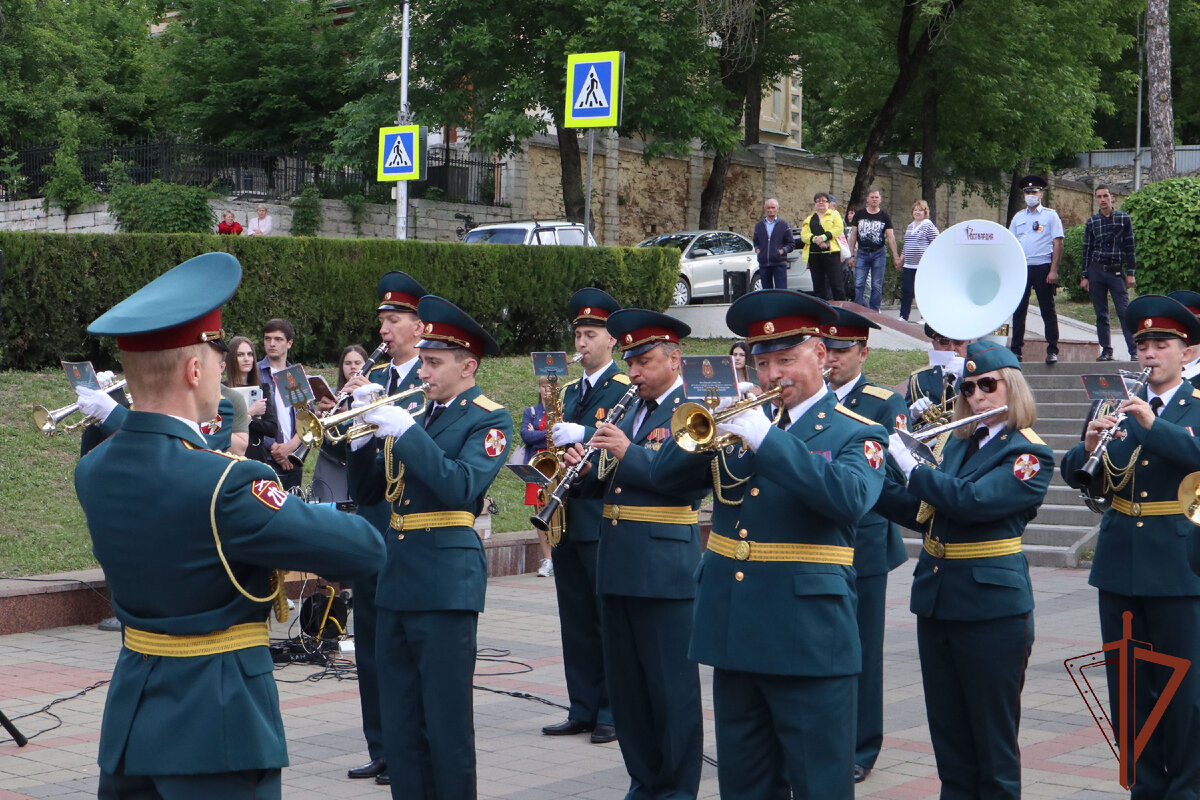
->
[251,479,289,510]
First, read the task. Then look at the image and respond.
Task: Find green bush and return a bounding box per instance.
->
[289,184,323,236]
[107,179,215,233]
[43,111,97,215]
[1057,224,1089,302]
[1121,177,1200,295]
[342,192,367,236]
[0,232,676,369]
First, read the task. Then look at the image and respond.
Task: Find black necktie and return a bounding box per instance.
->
[579,378,590,404]
[1150,397,1164,416]
[386,367,398,395]
[425,403,445,430]
[964,427,989,461]
[776,405,791,429]
[637,399,659,437]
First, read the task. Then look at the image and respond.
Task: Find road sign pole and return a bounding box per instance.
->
[396,0,411,240]
[583,129,595,243]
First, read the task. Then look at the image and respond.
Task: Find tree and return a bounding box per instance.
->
[1145,0,1175,181]
[333,0,737,225]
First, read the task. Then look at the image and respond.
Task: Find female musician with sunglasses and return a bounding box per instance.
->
[877,341,1053,800]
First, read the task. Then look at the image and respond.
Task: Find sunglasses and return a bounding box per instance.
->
[960,376,1002,397]
[932,336,967,348]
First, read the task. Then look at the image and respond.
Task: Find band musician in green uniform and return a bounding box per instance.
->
[905,324,969,428]
[652,289,888,799]
[1169,290,1200,391]
[821,306,909,784]
[564,309,709,800]
[334,270,428,786]
[538,288,627,744]
[347,296,512,800]
[74,253,386,799]
[880,341,1052,800]
[1062,295,1200,800]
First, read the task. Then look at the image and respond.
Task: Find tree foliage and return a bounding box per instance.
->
[1121,177,1200,294]
[106,168,214,233]
[43,112,97,214]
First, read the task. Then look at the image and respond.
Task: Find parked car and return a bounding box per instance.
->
[636,230,814,305]
[462,220,598,246]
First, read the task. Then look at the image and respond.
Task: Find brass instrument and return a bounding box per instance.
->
[290,342,391,466]
[1178,472,1200,525]
[1074,367,1152,513]
[528,352,584,544]
[670,387,784,453]
[914,395,956,432]
[294,383,429,450]
[33,378,129,436]
[894,406,1009,466]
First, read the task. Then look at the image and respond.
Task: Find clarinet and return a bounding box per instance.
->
[289,341,391,467]
[531,383,640,532]
[1074,366,1152,512]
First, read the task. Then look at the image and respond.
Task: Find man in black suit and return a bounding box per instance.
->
[752,198,795,290]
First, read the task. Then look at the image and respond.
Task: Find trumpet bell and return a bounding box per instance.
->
[914,220,1027,342]
[1179,471,1200,525]
[670,403,717,453]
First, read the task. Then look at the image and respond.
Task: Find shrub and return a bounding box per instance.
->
[0,232,676,369]
[107,179,215,234]
[342,192,367,236]
[1057,224,1089,302]
[289,184,323,236]
[0,152,28,200]
[1121,177,1200,295]
[43,111,97,215]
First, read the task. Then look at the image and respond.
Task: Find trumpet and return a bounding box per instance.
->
[290,341,391,466]
[33,379,129,436]
[295,383,429,450]
[893,406,1009,465]
[670,387,784,453]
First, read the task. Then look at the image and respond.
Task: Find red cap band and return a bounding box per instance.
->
[422,320,484,357]
[1135,316,1191,342]
[117,308,224,352]
[379,291,420,312]
[820,323,869,342]
[618,325,679,351]
[575,306,612,325]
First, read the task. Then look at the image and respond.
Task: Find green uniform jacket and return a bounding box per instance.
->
[1061,384,1200,594]
[74,412,385,775]
[348,384,512,612]
[655,390,888,676]
[879,427,1053,620]
[842,377,910,576]
[595,386,710,598]
[904,364,956,409]
[561,363,632,544]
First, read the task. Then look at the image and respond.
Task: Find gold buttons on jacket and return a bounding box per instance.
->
[1141,460,1149,466]
[1140,491,1148,498]
[1136,521,1144,528]
[403,499,411,506]
[398,533,406,540]
[750,488,760,497]
[815,424,824,431]
[933,565,939,573]
[735,571,745,581]
[818,411,827,419]
[738,528,748,538]
[615,487,622,495]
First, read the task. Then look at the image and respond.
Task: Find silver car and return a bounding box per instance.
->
[637,230,812,305]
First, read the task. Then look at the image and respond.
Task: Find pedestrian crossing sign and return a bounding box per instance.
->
[564,51,624,128]
[377,125,422,181]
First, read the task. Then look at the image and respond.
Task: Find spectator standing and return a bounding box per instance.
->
[227,335,279,467]
[801,191,847,301]
[849,189,902,312]
[1009,175,1064,364]
[1081,185,1137,361]
[730,340,750,384]
[257,319,307,489]
[217,210,242,236]
[752,198,795,289]
[310,344,369,504]
[247,205,274,237]
[899,200,940,322]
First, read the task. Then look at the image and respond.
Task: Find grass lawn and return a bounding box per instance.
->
[1,342,927,577]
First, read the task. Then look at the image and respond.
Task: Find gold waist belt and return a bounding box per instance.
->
[923,536,1022,559]
[390,511,477,531]
[707,532,854,564]
[602,504,699,525]
[1111,497,1180,517]
[123,622,269,658]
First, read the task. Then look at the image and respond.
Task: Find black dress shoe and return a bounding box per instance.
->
[853,765,871,783]
[1045,353,1059,364]
[590,723,617,744]
[541,719,593,736]
[375,772,390,786]
[1097,351,1114,362]
[347,758,386,779]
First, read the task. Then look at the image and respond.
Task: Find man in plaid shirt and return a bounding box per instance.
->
[1081,184,1137,361]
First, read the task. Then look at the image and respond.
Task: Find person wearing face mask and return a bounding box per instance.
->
[1008,175,1064,364]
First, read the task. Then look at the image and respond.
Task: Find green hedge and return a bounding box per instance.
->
[0,232,677,370]
[1122,177,1200,295]
[1057,224,1089,302]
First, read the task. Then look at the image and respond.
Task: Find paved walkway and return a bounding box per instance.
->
[0,567,1130,799]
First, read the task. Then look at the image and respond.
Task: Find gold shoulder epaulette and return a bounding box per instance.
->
[861,384,894,400]
[835,405,876,426]
[1018,427,1046,447]
[473,395,504,412]
[908,365,932,379]
[613,373,632,385]
[182,441,249,460]
[368,362,390,376]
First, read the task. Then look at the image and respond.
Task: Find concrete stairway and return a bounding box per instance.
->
[901,359,1121,567]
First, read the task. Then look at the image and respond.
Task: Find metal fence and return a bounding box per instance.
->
[1075,146,1200,174]
[2,139,504,205]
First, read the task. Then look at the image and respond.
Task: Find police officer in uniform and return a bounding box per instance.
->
[336,271,428,785]
[821,306,909,783]
[74,253,386,799]
[652,290,888,799]
[347,296,512,800]
[578,309,708,800]
[905,324,968,427]
[1062,295,1200,800]
[881,341,1052,800]
[539,288,628,744]
[1169,290,1200,390]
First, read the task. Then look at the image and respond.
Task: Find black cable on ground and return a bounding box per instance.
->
[0,679,110,745]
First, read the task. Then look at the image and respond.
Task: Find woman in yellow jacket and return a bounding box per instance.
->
[801,191,846,300]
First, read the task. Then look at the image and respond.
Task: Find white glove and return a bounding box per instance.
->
[717,406,772,451]
[552,422,586,445]
[888,432,920,481]
[909,397,934,419]
[96,370,118,388]
[737,381,758,397]
[351,384,381,409]
[362,404,415,439]
[76,385,118,423]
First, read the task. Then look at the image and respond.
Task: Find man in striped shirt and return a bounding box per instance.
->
[1081,185,1137,361]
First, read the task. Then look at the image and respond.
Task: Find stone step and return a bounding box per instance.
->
[1025,375,1102,391]
[1036,417,1089,436]
[1029,388,1102,404]
[1031,503,1100,527]
[1023,361,1135,376]
[1037,401,1099,419]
